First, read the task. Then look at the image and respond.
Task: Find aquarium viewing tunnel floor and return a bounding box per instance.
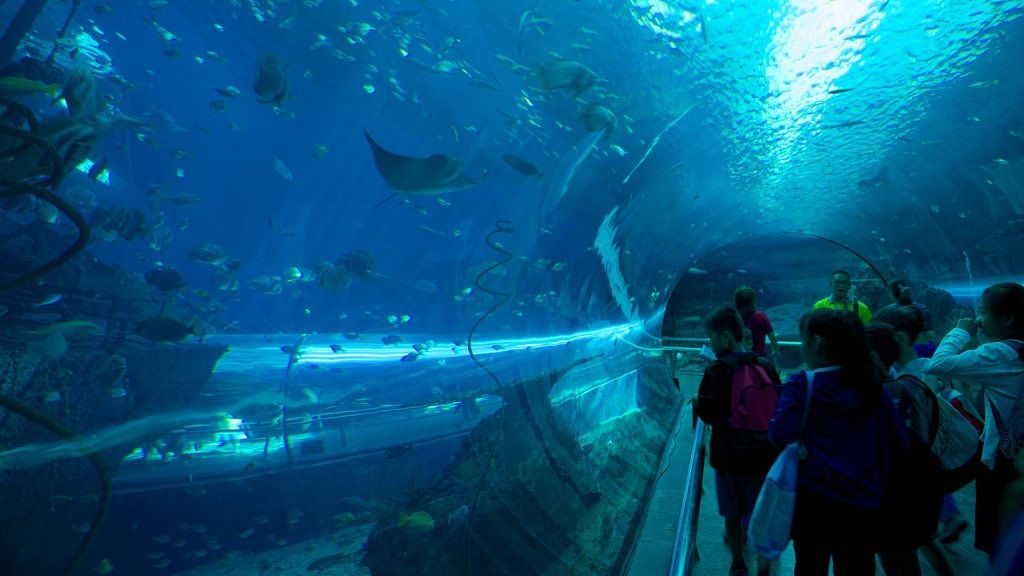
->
[627,373,992,576]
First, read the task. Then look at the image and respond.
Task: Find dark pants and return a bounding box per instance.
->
[976,455,1021,554]
[793,486,882,576]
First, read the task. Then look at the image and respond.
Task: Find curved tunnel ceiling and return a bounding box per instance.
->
[536,0,1024,331]
[3,1,1021,338]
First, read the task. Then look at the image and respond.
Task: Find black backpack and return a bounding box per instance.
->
[895,374,982,493]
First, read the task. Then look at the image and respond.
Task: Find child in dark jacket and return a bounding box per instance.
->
[695,306,781,576]
[867,319,952,576]
[769,308,908,576]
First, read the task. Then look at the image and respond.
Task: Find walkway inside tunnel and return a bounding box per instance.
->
[625,371,993,576]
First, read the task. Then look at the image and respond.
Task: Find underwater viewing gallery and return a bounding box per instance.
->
[1,0,1024,575]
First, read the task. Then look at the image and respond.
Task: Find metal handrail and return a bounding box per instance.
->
[664,336,801,347]
[668,411,707,576]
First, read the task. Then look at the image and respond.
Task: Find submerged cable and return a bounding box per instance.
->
[459,221,577,572]
[466,220,516,384]
[0,97,100,576]
[0,394,111,576]
[464,220,515,574]
[0,98,92,294]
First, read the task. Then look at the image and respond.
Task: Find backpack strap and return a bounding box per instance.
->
[718,353,741,373]
[897,373,939,445]
[798,372,816,460]
[1004,339,1024,360]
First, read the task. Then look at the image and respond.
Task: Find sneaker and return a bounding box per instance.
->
[729,562,749,576]
[938,516,968,544]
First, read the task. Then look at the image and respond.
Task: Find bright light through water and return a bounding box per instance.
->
[764,0,883,160]
[629,0,702,43]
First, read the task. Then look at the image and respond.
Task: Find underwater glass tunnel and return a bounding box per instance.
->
[1,0,1023,575]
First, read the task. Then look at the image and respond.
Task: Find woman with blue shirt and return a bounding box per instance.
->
[770,308,907,575]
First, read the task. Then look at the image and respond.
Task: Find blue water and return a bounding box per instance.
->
[1,0,1024,574]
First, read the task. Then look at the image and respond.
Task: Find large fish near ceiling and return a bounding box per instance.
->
[252,53,289,106]
[364,129,485,195]
[536,59,597,99]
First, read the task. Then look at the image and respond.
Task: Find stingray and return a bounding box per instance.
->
[365,130,485,199]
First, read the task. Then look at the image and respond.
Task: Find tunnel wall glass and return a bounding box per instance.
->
[0,1,1023,575]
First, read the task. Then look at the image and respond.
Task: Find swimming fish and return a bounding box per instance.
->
[364,130,485,195]
[4,119,99,182]
[821,120,865,129]
[215,86,241,98]
[26,333,68,362]
[274,157,293,181]
[93,206,149,242]
[536,60,597,99]
[0,76,62,98]
[448,504,470,524]
[501,154,542,177]
[398,511,434,531]
[87,156,110,180]
[144,267,185,292]
[857,166,890,188]
[32,293,63,308]
[579,103,616,136]
[134,317,194,342]
[252,53,289,107]
[25,321,102,340]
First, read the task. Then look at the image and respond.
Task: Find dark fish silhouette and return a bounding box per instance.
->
[94,206,149,242]
[857,166,891,187]
[365,130,485,194]
[134,317,194,342]
[822,120,865,129]
[144,267,185,292]
[501,153,542,177]
[579,103,616,136]
[536,60,597,99]
[252,53,288,106]
[338,250,375,278]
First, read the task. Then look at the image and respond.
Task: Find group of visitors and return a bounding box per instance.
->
[693,271,1024,576]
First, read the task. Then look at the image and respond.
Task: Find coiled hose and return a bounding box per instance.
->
[0,96,106,576]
